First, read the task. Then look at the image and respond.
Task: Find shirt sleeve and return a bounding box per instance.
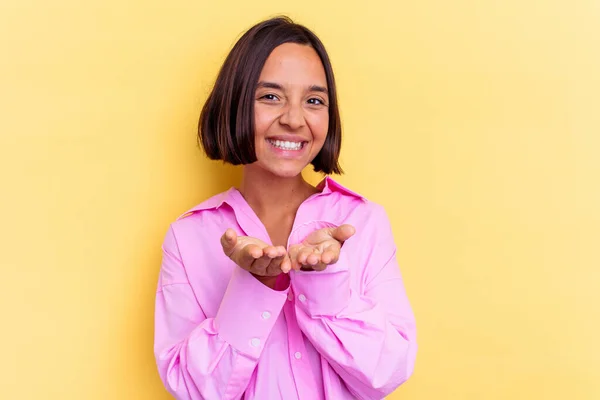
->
[290,205,417,399]
[154,225,289,400]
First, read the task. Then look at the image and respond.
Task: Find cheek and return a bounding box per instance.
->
[309,112,329,142]
[254,105,275,138]
[254,115,267,139]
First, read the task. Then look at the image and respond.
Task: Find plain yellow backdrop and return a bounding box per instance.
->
[1,0,599,399]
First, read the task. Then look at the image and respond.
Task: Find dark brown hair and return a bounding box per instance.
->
[198,16,343,174]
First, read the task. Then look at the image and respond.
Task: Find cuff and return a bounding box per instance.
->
[215,267,289,358]
[290,263,351,316]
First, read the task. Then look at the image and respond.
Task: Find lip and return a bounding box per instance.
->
[265,135,310,143]
[265,138,309,158]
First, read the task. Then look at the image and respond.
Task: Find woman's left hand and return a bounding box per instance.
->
[288,224,356,271]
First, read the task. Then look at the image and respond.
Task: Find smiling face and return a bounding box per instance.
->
[252,42,330,178]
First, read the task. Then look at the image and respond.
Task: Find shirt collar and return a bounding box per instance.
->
[178,176,365,220]
[177,188,234,219]
[316,176,366,201]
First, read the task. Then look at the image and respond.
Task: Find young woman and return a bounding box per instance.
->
[154,16,417,400]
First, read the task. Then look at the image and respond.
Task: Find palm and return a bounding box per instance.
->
[227,236,268,266]
[289,224,356,271]
[220,229,291,277]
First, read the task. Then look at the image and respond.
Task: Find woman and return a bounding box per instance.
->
[154,16,417,400]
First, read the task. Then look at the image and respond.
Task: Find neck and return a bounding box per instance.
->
[238,166,317,217]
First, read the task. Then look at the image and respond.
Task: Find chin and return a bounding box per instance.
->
[270,168,304,178]
[252,157,311,179]
[260,162,306,178]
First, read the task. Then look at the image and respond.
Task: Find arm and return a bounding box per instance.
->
[154,226,288,400]
[290,207,417,399]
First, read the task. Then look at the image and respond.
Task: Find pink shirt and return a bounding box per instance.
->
[154,177,417,399]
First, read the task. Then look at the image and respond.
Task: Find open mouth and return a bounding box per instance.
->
[267,139,306,151]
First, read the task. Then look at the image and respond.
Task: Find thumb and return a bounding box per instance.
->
[220,229,238,256]
[331,224,356,243]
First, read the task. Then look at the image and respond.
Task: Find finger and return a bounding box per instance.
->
[292,260,302,271]
[265,254,286,275]
[276,246,287,257]
[266,245,286,258]
[306,250,321,266]
[331,224,356,243]
[280,255,292,274]
[320,248,338,265]
[298,247,315,265]
[251,254,272,275]
[240,244,263,266]
[287,245,301,271]
[263,246,280,258]
[220,229,237,256]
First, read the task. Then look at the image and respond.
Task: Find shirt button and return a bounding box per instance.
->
[294,352,302,360]
[261,311,271,320]
[298,294,307,303]
[250,338,260,348]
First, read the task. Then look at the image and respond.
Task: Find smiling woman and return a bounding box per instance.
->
[154,16,417,400]
[253,43,330,178]
[198,17,342,175]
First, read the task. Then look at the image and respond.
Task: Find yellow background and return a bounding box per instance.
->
[1,0,598,398]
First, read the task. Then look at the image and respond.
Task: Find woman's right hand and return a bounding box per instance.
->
[220,228,292,277]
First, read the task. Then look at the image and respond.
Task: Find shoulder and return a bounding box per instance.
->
[175,188,234,221]
[314,177,390,224]
[166,188,236,241]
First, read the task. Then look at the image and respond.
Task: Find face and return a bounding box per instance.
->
[252,42,329,178]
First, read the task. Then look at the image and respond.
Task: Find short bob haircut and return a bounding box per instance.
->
[198,16,343,174]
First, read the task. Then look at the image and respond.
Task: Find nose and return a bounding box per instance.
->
[278,101,305,130]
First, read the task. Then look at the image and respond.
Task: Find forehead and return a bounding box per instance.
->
[259,43,327,85]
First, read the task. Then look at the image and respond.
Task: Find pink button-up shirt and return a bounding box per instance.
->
[154,177,417,400]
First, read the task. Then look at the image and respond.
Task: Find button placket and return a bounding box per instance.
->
[282,295,318,399]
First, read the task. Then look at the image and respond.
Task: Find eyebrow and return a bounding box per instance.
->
[256,81,329,94]
[256,81,284,90]
[309,85,328,94]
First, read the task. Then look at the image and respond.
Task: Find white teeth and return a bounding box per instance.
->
[269,139,303,151]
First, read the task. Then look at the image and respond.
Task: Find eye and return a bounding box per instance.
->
[307,97,326,106]
[260,94,280,101]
